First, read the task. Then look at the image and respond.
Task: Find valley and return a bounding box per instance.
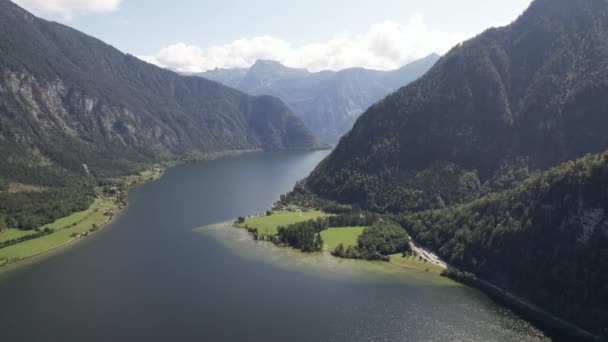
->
[1,0,607,341]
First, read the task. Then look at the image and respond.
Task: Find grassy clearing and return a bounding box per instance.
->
[234,210,446,277]
[321,227,365,251]
[0,229,38,243]
[41,199,104,230]
[0,200,117,266]
[138,167,163,182]
[389,253,445,274]
[237,210,328,235]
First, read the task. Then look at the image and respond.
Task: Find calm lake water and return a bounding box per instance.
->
[0,151,549,341]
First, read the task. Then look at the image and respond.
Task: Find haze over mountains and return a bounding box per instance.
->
[197,54,439,144]
[302,0,608,335]
[0,0,322,185]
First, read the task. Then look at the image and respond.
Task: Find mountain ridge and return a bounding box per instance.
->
[306,0,608,212]
[196,54,440,144]
[0,0,323,183]
[297,0,608,335]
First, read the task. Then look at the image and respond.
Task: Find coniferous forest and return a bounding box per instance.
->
[297,0,608,336]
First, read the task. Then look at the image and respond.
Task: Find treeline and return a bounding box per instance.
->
[244,211,384,254]
[242,218,325,253]
[326,211,379,227]
[400,151,608,335]
[277,181,353,213]
[308,160,485,214]
[0,177,7,191]
[0,186,95,230]
[277,218,325,252]
[0,227,54,248]
[332,221,410,262]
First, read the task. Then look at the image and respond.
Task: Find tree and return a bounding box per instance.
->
[6,217,17,229]
[314,232,324,251]
[333,243,345,257]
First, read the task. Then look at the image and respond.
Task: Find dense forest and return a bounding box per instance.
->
[292,0,608,337]
[332,221,410,261]
[276,181,354,214]
[306,0,608,214]
[400,151,608,334]
[0,186,94,230]
[276,219,326,252]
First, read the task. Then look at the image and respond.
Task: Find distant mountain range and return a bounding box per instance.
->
[303,0,608,335]
[196,55,439,144]
[0,0,322,185]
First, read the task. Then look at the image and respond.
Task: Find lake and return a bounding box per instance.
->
[0,151,549,341]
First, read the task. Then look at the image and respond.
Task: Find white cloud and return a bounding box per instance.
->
[13,0,122,21]
[139,14,470,73]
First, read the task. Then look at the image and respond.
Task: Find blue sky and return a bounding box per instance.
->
[14,0,534,72]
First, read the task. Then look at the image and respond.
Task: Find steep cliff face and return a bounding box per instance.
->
[306,0,608,213]
[0,0,321,181]
[198,55,439,144]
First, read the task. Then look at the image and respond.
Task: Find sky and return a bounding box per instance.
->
[13,0,534,72]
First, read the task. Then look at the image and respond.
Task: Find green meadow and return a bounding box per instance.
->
[0,199,117,266]
[0,229,38,244]
[320,227,365,251]
[237,210,328,235]
[237,211,370,254]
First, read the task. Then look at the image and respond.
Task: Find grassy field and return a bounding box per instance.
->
[389,253,445,274]
[0,199,117,266]
[320,227,365,251]
[237,210,328,235]
[41,200,103,230]
[137,166,163,182]
[0,229,38,244]
[234,210,446,276]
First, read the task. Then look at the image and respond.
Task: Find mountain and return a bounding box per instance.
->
[299,0,608,336]
[306,0,608,213]
[402,151,608,336]
[197,54,439,144]
[0,0,322,186]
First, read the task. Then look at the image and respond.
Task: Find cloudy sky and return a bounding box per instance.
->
[13,0,534,72]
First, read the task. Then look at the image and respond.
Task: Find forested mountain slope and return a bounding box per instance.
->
[198,55,439,144]
[0,0,321,186]
[402,151,608,335]
[306,0,608,213]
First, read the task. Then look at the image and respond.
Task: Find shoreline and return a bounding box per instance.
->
[0,197,124,270]
[0,148,312,272]
[231,211,448,274]
[229,210,597,341]
[201,220,456,285]
[443,270,600,341]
